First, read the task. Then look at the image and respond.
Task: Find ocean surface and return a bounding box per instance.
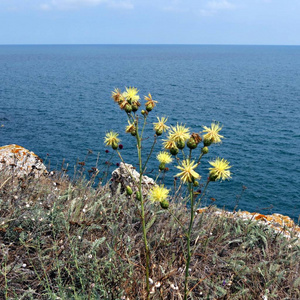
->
[0,45,299,220]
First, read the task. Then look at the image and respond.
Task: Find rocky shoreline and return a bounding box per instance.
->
[1,144,299,240]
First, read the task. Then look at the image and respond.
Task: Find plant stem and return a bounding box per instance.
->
[135,122,150,299]
[184,182,194,300]
[197,152,204,164]
[142,136,157,173]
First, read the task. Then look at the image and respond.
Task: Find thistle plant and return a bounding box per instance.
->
[104,87,232,299]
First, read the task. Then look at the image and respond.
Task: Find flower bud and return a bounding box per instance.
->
[125,104,132,113]
[155,128,163,136]
[132,103,139,112]
[202,146,209,154]
[209,173,218,182]
[160,199,169,209]
[159,163,166,171]
[170,147,179,156]
[131,130,137,136]
[176,140,185,150]
[193,181,199,187]
[203,137,212,146]
[136,191,142,201]
[126,186,133,195]
[112,141,118,150]
[141,110,148,116]
[187,137,197,149]
[146,103,154,112]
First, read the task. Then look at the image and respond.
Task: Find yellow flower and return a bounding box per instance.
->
[104,131,120,149]
[125,120,136,134]
[208,158,231,181]
[168,123,190,143]
[111,88,123,103]
[175,159,200,183]
[153,117,169,133]
[119,99,129,110]
[202,122,224,144]
[149,185,170,203]
[144,93,158,111]
[157,151,173,164]
[163,139,177,150]
[123,87,140,103]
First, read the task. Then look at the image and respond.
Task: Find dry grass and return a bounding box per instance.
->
[0,171,299,299]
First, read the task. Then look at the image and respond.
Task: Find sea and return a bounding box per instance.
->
[0,45,299,221]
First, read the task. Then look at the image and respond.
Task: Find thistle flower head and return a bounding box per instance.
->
[168,123,191,144]
[191,133,202,144]
[163,139,177,150]
[149,185,170,203]
[153,117,169,133]
[123,87,140,103]
[209,157,231,181]
[111,88,123,103]
[119,98,130,110]
[157,151,173,164]
[104,131,120,149]
[202,122,224,144]
[125,120,136,134]
[175,159,200,183]
[145,93,158,111]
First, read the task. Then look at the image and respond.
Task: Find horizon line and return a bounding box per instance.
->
[0,43,300,47]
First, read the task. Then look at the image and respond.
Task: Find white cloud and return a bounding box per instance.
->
[199,0,236,16]
[207,0,235,10]
[38,0,133,10]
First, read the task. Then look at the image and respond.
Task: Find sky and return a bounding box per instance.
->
[0,0,300,45]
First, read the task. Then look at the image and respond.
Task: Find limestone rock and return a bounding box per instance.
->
[0,144,47,178]
[110,162,156,197]
[196,207,300,240]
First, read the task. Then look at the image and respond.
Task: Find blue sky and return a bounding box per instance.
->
[0,0,299,45]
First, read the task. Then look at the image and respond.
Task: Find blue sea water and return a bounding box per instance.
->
[0,45,299,220]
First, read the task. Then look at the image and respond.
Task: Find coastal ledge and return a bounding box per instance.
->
[0,144,47,178]
[1,144,299,240]
[196,207,300,240]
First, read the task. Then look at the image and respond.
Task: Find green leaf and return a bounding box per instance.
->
[146,215,156,234]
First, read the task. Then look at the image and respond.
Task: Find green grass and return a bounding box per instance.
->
[0,171,299,299]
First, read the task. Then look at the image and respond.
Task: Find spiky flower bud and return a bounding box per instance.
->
[159,163,166,171]
[125,104,132,113]
[146,103,154,112]
[156,128,163,136]
[170,147,179,156]
[176,140,185,150]
[136,191,142,201]
[112,141,118,150]
[187,137,197,149]
[126,186,133,195]
[209,173,218,182]
[132,103,139,112]
[160,199,169,209]
[202,146,209,154]
[203,137,212,147]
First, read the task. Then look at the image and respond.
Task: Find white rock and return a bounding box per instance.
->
[0,144,47,178]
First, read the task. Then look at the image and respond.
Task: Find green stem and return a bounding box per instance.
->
[197,152,204,164]
[184,183,194,300]
[140,115,147,140]
[142,136,157,173]
[155,170,161,183]
[181,149,186,160]
[135,122,150,299]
